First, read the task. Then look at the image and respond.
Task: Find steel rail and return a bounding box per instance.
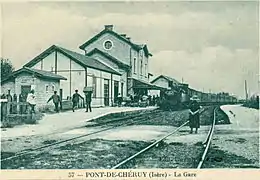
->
[197,107,217,169]
[111,120,189,169]
[110,106,214,169]
[1,110,160,163]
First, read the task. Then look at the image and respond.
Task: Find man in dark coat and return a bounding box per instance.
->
[47,91,61,113]
[19,93,26,114]
[189,98,202,134]
[85,91,92,112]
[72,90,84,112]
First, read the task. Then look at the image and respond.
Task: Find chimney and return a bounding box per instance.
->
[104,25,113,31]
[120,34,127,38]
[126,37,131,41]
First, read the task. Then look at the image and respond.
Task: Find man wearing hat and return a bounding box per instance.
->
[72,89,84,112]
[47,91,61,113]
[189,96,202,134]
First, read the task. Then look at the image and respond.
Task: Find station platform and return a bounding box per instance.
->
[1,106,157,139]
[220,105,259,130]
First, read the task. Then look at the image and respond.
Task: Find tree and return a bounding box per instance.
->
[1,58,15,80]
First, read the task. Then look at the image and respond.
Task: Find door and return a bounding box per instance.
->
[121,83,124,97]
[104,79,109,106]
[21,85,31,97]
[59,89,63,110]
[114,81,119,103]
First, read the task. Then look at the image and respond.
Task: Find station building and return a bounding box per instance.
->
[1,67,67,107]
[2,25,159,107]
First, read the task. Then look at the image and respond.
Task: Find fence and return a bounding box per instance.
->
[61,98,85,110]
[0,94,41,127]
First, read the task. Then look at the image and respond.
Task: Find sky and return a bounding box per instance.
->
[1,1,259,98]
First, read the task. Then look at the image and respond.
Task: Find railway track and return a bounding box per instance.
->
[1,109,161,163]
[197,107,216,169]
[111,107,217,169]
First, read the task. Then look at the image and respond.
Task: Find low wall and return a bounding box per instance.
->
[1,101,44,128]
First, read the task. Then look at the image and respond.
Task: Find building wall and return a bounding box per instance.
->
[15,73,36,95]
[84,33,133,65]
[83,32,149,84]
[1,81,15,95]
[3,72,60,108]
[151,78,170,89]
[31,50,123,106]
[149,77,171,97]
[32,51,86,100]
[87,53,127,98]
[89,53,119,71]
[133,49,149,82]
[34,78,60,107]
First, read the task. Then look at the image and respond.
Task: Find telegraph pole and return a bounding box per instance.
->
[245,80,248,101]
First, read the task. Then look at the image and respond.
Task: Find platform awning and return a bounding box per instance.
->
[130,78,166,90]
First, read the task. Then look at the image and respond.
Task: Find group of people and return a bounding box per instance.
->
[5,88,93,114]
[47,89,93,113]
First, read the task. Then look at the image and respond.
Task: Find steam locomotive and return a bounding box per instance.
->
[158,89,189,110]
[158,87,237,111]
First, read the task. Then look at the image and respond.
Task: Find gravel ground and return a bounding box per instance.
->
[90,106,229,128]
[1,106,233,169]
[203,105,259,168]
[1,139,150,169]
[203,130,259,168]
[120,141,204,169]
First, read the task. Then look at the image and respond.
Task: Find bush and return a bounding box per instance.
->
[243,96,259,109]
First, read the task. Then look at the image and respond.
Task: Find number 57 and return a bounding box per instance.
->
[68,172,75,178]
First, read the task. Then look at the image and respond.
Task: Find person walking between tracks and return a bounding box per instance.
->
[85,91,92,112]
[72,90,84,112]
[26,89,36,113]
[47,91,61,113]
[189,98,202,134]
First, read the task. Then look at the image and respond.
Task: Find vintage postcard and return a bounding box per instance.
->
[0,0,259,180]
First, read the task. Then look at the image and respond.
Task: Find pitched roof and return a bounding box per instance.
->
[129,77,166,90]
[79,28,152,57]
[23,45,121,75]
[138,44,153,57]
[150,75,180,84]
[1,67,67,84]
[24,67,67,80]
[86,48,130,69]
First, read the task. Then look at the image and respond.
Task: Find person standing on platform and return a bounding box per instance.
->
[47,91,61,113]
[72,90,84,112]
[85,91,92,112]
[26,90,36,113]
[188,97,202,134]
[117,93,122,107]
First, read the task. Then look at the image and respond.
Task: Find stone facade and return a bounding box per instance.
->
[1,72,61,108]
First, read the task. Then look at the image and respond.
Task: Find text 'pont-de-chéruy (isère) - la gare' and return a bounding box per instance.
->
[68,171,197,179]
